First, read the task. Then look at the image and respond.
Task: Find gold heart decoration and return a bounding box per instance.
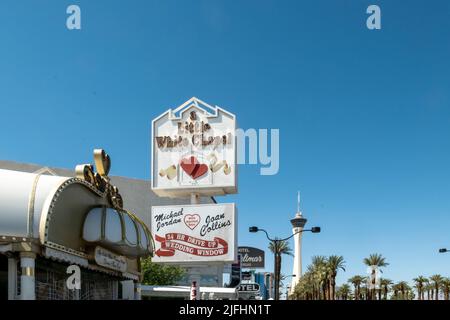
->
[159,165,177,180]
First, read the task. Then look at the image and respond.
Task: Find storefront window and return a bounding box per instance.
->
[35,258,120,300]
[105,209,123,243]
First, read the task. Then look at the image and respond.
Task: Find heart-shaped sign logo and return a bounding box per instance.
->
[180,156,208,180]
[184,214,200,230]
[180,156,198,176]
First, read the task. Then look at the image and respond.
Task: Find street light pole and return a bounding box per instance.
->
[273,239,280,301]
[283,274,296,300]
[249,226,320,300]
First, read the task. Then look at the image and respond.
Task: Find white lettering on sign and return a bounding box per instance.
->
[242,254,262,263]
[238,283,260,292]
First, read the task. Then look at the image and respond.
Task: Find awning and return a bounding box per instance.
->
[0,167,153,269]
[83,207,151,257]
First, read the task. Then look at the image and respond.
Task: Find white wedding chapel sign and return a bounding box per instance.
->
[151,97,237,197]
[151,203,237,264]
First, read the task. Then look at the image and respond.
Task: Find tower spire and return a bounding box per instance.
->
[296,191,302,217]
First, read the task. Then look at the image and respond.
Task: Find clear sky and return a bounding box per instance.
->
[1,0,450,288]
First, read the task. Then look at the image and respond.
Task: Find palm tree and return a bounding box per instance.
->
[311,255,329,299]
[379,278,393,300]
[327,255,346,300]
[440,277,450,300]
[348,275,365,300]
[389,281,413,300]
[413,276,428,300]
[292,256,340,301]
[430,274,443,300]
[292,272,315,300]
[360,284,369,300]
[405,283,414,300]
[425,282,433,300]
[363,254,389,300]
[336,284,351,300]
[305,264,320,299]
[391,283,400,299]
[397,281,409,300]
[269,239,293,300]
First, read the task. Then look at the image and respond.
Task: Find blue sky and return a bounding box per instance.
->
[1,0,450,288]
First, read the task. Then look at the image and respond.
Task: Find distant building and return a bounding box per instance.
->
[238,270,274,300]
[255,272,274,300]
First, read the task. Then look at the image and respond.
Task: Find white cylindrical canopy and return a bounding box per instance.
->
[0,169,69,239]
[0,168,153,258]
[82,207,152,257]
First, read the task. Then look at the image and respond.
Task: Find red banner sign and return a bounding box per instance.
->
[155,233,228,257]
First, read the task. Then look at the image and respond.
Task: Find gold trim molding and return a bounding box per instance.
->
[75,149,123,209]
[21,267,35,277]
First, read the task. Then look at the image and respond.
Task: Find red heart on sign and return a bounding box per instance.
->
[180,156,208,180]
[184,214,201,230]
[192,163,208,179]
[180,156,198,176]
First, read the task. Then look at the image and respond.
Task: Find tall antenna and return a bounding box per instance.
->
[297,191,300,213]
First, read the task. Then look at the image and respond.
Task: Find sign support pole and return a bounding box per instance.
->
[190,192,200,205]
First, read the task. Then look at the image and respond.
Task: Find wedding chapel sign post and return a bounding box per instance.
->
[151,97,237,199]
[151,98,238,291]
